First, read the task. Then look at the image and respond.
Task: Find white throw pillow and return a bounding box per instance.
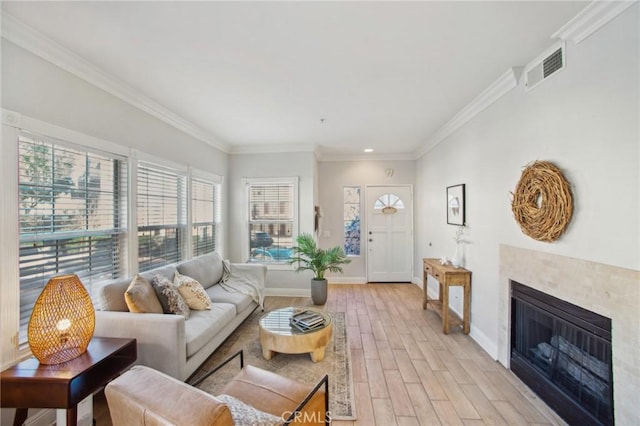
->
[174,271,212,310]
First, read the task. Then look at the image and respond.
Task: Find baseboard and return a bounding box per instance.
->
[264,287,310,297]
[423,282,499,360]
[327,276,366,284]
[469,325,499,360]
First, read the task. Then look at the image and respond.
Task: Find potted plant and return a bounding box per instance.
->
[288,233,351,305]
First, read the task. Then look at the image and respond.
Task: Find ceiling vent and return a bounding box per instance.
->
[525,42,565,91]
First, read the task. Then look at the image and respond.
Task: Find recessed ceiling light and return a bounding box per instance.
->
[364,148,374,153]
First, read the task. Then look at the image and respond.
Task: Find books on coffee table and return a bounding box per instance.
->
[290,310,326,333]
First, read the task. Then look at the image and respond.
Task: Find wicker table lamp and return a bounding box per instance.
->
[27,274,96,365]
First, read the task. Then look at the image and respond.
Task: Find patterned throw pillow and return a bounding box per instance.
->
[124,275,163,314]
[151,275,190,319]
[174,271,212,310]
[216,394,281,426]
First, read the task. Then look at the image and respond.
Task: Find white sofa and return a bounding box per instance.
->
[93,252,266,381]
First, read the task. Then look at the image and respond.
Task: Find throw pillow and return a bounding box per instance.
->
[151,275,190,319]
[124,275,163,314]
[215,394,281,426]
[174,271,212,310]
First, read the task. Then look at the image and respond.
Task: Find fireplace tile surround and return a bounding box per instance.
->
[498,245,639,425]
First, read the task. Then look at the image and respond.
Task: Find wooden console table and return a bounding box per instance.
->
[1,337,136,426]
[422,258,471,334]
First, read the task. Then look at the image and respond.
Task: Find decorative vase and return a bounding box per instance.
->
[311,278,328,305]
[451,244,462,268]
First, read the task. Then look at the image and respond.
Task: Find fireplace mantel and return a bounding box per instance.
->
[498,245,639,425]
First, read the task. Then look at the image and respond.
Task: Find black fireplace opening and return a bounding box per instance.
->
[510,281,613,426]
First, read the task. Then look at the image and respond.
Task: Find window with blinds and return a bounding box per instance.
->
[192,177,220,257]
[137,161,187,271]
[18,132,127,342]
[247,181,296,263]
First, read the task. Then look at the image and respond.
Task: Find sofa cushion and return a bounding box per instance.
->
[125,275,163,314]
[216,394,281,426]
[95,277,131,311]
[140,264,178,284]
[174,271,212,310]
[206,283,255,313]
[151,275,190,319]
[176,252,223,289]
[185,303,236,357]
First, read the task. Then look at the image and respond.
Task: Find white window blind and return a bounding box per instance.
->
[191,177,220,257]
[247,180,296,263]
[137,161,187,271]
[18,132,127,342]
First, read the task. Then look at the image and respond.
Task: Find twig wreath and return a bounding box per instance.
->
[511,160,573,242]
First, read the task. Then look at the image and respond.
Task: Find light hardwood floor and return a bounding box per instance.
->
[95,283,566,425]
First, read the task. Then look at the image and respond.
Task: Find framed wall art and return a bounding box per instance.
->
[447,184,466,226]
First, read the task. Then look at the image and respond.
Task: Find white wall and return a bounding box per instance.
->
[228,151,317,292]
[415,5,639,355]
[319,160,416,280]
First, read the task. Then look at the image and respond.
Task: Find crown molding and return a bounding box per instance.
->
[415,67,521,158]
[552,0,637,44]
[316,151,417,162]
[229,143,317,155]
[1,13,230,153]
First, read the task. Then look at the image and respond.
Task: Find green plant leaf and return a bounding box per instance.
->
[288,233,350,279]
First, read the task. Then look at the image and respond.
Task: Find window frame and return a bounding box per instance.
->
[16,130,128,345]
[242,177,298,270]
[190,169,222,258]
[135,154,188,272]
[343,186,362,257]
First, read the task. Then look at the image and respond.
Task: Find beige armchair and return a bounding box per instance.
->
[105,351,328,425]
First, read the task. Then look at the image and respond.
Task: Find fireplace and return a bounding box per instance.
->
[498,245,639,424]
[510,281,613,425]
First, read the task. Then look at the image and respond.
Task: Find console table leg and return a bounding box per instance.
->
[463,282,471,334]
[442,284,450,334]
[422,272,428,309]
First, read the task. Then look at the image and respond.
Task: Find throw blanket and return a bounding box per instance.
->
[219,260,265,310]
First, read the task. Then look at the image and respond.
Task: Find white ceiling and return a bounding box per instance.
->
[1,1,588,158]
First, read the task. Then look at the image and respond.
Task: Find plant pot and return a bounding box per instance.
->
[310,278,328,305]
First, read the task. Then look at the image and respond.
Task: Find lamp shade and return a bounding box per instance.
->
[27,274,95,365]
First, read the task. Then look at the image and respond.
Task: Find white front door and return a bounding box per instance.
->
[366,185,413,282]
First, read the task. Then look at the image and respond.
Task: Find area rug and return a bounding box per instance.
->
[188,309,356,420]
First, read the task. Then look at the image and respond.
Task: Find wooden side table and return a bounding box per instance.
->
[422,258,472,334]
[1,337,136,426]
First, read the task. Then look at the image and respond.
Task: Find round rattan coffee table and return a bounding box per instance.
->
[259,307,332,362]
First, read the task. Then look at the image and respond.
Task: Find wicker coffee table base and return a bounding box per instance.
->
[259,308,333,362]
